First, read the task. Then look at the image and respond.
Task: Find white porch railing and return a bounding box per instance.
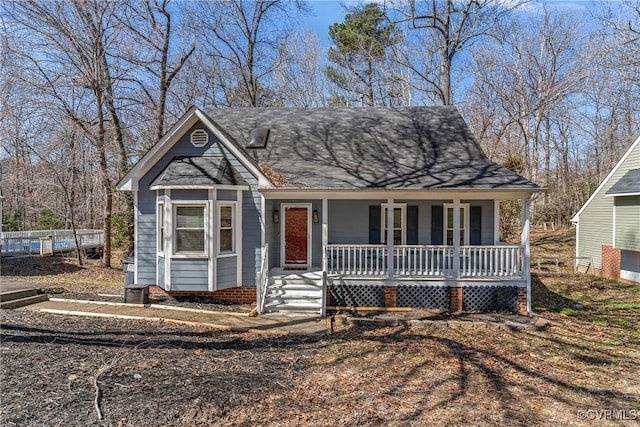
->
[326,244,387,276]
[255,244,269,314]
[460,245,524,277]
[326,244,525,279]
[394,245,453,276]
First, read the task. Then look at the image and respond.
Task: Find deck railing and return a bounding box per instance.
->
[0,229,104,255]
[326,244,524,279]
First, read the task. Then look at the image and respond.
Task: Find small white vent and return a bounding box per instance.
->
[190,129,209,147]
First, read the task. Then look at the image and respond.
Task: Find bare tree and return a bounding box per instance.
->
[195,0,306,107]
[389,0,527,105]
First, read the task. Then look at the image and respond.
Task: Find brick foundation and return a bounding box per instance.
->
[168,286,257,305]
[518,287,528,316]
[384,286,397,308]
[450,287,463,312]
[601,245,621,281]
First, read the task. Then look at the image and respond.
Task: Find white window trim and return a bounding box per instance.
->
[172,201,209,258]
[444,203,470,246]
[381,203,407,245]
[217,202,238,257]
[157,201,165,255]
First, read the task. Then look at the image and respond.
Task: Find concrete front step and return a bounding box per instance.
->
[1,294,49,309]
[0,288,39,302]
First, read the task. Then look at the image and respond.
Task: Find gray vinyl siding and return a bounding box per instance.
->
[328,200,495,246]
[135,121,262,288]
[172,190,208,201]
[217,190,237,201]
[135,189,158,284]
[242,189,262,283]
[170,259,208,290]
[217,257,238,289]
[615,196,640,251]
[264,199,496,269]
[577,144,640,269]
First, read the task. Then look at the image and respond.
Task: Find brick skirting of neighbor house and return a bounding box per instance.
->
[156,286,257,305]
[601,245,622,281]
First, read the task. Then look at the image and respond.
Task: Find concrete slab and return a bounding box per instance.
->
[21,299,328,336]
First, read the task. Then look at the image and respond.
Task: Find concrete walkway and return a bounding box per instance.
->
[19,298,329,336]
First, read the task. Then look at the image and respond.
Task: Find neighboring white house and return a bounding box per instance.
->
[572,135,640,284]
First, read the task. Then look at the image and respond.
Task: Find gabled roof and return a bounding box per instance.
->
[117,107,272,191]
[205,106,539,191]
[605,169,640,197]
[150,157,248,190]
[572,134,640,222]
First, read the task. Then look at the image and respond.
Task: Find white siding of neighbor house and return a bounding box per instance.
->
[615,196,640,252]
[135,121,262,290]
[576,144,640,270]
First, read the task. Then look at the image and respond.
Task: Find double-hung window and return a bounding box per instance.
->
[444,203,469,246]
[381,203,406,245]
[157,202,164,253]
[218,204,235,254]
[174,205,206,254]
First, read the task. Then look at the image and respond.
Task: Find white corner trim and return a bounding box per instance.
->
[572,134,640,222]
[209,189,216,292]
[236,189,243,286]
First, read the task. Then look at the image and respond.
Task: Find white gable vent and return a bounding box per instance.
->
[190,129,209,147]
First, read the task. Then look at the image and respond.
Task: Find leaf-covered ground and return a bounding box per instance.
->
[1,230,639,426]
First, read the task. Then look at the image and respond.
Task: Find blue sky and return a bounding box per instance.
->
[299,0,598,46]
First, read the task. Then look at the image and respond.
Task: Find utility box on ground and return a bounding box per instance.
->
[125,284,149,304]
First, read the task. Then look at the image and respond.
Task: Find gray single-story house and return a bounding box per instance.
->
[572,135,640,284]
[117,106,541,316]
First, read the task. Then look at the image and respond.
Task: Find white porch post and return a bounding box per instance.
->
[322,198,328,272]
[453,199,461,279]
[521,197,531,313]
[387,198,394,279]
[494,200,501,244]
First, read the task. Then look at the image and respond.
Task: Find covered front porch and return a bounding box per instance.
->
[257,190,533,315]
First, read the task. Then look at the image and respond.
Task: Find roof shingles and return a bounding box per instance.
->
[204,106,538,190]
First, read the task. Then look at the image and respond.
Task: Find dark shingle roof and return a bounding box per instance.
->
[606,169,640,196]
[150,157,248,187]
[204,106,539,190]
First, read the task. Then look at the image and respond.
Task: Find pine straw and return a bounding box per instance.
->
[259,162,289,188]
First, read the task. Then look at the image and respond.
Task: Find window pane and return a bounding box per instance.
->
[447,208,453,228]
[460,208,465,227]
[446,230,453,246]
[383,208,388,228]
[394,230,402,245]
[220,206,233,228]
[393,208,402,228]
[176,229,205,252]
[176,206,204,228]
[220,229,233,252]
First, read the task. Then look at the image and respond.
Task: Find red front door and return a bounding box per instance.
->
[284,206,308,265]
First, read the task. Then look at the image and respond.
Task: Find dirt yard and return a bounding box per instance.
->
[1,230,639,426]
